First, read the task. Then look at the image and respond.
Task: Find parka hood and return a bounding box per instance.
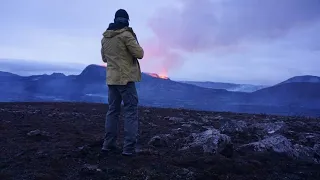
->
[103,28,127,38]
[103,23,133,38]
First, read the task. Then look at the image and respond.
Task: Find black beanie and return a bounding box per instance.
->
[115,9,129,20]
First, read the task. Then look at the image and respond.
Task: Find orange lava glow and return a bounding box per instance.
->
[100,63,107,67]
[147,73,169,79]
[158,74,169,79]
[101,62,169,80]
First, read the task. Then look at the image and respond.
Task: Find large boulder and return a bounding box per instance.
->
[181,128,232,155]
[290,121,307,129]
[220,120,248,134]
[237,135,295,156]
[293,144,319,164]
[238,135,320,164]
[298,132,320,146]
[249,121,287,137]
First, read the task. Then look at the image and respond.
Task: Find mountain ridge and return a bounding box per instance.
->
[0,64,319,117]
[279,75,320,85]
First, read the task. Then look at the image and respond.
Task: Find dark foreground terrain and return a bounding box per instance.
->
[1,103,320,180]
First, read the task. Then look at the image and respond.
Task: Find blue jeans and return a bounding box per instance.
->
[102,82,139,153]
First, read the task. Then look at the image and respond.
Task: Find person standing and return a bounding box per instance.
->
[100,9,144,156]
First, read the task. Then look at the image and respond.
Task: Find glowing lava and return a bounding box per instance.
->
[101,62,169,80]
[147,73,169,79]
[100,63,107,67]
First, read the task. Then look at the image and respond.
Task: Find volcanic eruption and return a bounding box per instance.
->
[146,73,169,80]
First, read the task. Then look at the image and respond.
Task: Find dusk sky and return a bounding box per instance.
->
[1,0,320,85]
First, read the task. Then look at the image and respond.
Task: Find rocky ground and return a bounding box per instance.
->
[0,102,320,180]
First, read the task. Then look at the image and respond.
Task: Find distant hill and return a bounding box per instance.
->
[77,65,247,109]
[247,75,320,110]
[0,64,319,117]
[0,71,20,78]
[250,82,320,109]
[180,81,267,92]
[279,75,320,84]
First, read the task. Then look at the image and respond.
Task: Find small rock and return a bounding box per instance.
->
[202,126,215,130]
[148,135,169,147]
[36,150,48,157]
[290,121,306,128]
[214,115,223,120]
[189,120,203,126]
[78,146,86,150]
[314,144,320,157]
[80,164,102,175]
[27,129,41,136]
[76,145,90,155]
[179,168,191,175]
[27,129,50,137]
[172,128,184,135]
[175,168,195,180]
[144,109,151,113]
[168,117,184,123]
[148,122,158,127]
[136,148,159,155]
[201,117,210,123]
[182,124,192,128]
[220,120,248,134]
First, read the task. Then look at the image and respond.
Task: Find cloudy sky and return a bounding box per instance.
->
[1,0,319,85]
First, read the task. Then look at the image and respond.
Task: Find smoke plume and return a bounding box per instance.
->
[143,0,320,74]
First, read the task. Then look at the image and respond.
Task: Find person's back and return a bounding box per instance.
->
[100,9,144,156]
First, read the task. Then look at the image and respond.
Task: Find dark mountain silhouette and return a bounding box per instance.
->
[279,75,320,84]
[248,75,320,111]
[76,64,106,83]
[0,71,20,78]
[251,82,320,108]
[0,64,319,117]
[74,65,247,109]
